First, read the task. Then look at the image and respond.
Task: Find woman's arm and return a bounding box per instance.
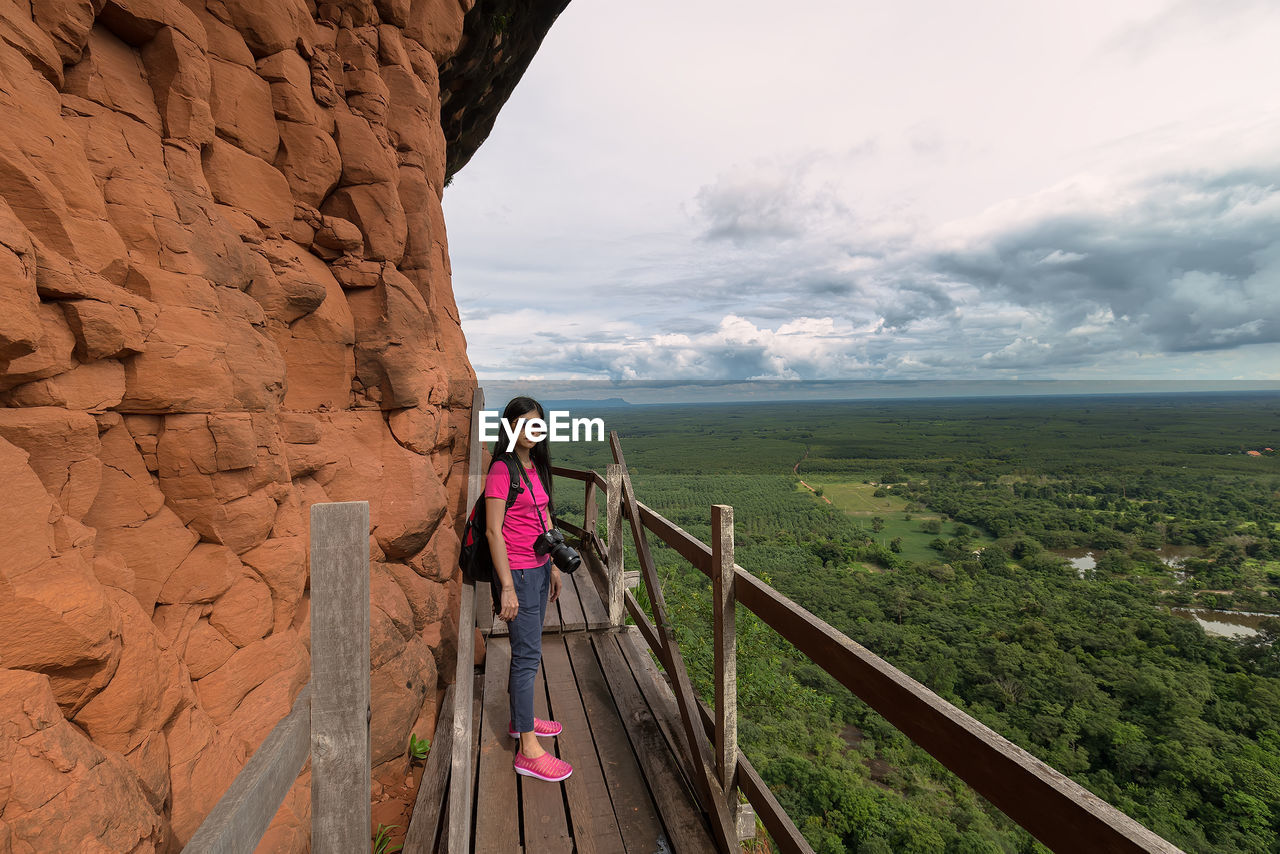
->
[535,464,561,602]
[485,495,519,621]
[549,565,562,603]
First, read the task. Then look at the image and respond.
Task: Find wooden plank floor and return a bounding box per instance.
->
[486,566,600,638]
[450,560,718,854]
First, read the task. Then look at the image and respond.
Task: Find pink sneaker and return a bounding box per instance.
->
[514,750,573,782]
[508,718,563,738]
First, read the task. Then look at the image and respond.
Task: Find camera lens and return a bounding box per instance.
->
[533,529,581,572]
[551,541,581,572]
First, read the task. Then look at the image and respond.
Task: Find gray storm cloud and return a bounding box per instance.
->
[930,167,1280,353]
[479,162,1280,380]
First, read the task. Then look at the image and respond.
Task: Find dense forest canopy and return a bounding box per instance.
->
[551,392,1280,854]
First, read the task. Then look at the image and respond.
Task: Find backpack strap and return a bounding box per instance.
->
[491,456,548,531]
[488,456,523,529]
[506,459,522,511]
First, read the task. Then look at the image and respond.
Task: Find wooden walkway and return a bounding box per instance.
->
[460,560,718,854]
[403,403,1183,854]
[188,394,1182,854]
[482,568,613,636]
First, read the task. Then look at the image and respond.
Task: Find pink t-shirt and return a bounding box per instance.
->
[484,459,551,569]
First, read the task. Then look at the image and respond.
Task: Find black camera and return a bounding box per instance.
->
[533,529,581,573]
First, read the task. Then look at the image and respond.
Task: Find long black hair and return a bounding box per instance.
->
[493,396,555,516]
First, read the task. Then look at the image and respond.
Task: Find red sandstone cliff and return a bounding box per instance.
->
[0,0,566,849]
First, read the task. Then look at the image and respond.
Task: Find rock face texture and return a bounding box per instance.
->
[0,1,566,850]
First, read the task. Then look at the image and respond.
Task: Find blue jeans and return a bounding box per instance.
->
[508,558,551,733]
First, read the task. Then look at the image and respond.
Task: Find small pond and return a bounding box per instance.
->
[1170,608,1275,639]
[1052,546,1203,578]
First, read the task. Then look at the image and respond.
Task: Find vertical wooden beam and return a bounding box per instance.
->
[446,386,485,854]
[583,478,599,540]
[310,501,371,854]
[605,463,625,628]
[711,504,738,816]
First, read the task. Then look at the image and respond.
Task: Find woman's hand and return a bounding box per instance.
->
[498,586,519,622]
[549,568,562,603]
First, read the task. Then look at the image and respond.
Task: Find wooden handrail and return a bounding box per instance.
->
[403,683,456,852]
[553,464,1183,854]
[183,684,312,853]
[551,464,606,490]
[553,517,591,540]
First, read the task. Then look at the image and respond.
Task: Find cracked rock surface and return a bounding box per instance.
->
[0,1,565,849]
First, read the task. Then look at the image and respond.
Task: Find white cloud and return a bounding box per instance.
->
[444,0,1280,383]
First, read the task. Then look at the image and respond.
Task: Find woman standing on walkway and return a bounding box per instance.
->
[485,396,574,782]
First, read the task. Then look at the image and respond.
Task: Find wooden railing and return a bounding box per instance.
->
[426,398,1184,853]
[405,387,485,854]
[182,501,371,854]
[550,431,1184,854]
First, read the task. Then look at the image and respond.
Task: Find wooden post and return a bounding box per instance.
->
[447,386,485,854]
[310,501,371,854]
[606,463,625,628]
[584,478,599,540]
[712,504,737,822]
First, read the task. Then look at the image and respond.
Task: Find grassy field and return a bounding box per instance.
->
[798,475,995,564]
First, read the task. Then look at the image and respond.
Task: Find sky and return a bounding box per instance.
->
[442,0,1280,389]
